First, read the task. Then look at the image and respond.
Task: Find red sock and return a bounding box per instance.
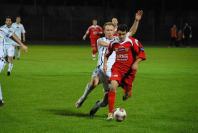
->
[108,91,116,113]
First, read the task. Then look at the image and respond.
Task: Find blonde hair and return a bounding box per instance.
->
[103,22,115,29]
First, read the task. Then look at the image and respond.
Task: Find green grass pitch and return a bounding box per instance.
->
[0,45,197,133]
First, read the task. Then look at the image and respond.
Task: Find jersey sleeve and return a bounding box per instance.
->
[98,26,103,34]
[132,38,146,60]
[86,26,91,34]
[0,27,14,38]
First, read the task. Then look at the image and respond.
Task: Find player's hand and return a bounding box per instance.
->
[131,62,138,70]
[135,10,143,21]
[103,64,107,73]
[21,44,28,52]
[83,35,86,40]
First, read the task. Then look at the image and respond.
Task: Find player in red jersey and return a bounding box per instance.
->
[103,24,146,120]
[83,19,103,60]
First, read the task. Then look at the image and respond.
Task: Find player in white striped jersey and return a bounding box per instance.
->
[12,16,26,60]
[75,22,116,109]
[0,20,28,106]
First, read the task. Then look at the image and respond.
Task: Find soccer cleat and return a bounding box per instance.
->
[75,97,86,108]
[0,100,4,106]
[7,71,11,76]
[89,100,100,117]
[106,113,113,120]
[123,93,129,101]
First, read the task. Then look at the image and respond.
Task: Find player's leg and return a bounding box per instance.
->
[7,45,15,76]
[89,71,109,116]
[89,91,108,117]
[75,74,100,108]
[15,46,21,60]
[122,69,137,101]
[90,39,97,60]
[107,80,119,120]
[0,55,6,106]
[0,83,4,106]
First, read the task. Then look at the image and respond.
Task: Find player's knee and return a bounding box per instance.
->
[92,79,99,87]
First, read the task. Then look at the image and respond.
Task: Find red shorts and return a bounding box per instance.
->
[110,65,137,95]
[90,38,98,47]
[90,38,98,54]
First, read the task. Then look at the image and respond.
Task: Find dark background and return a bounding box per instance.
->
[0,0,197,44]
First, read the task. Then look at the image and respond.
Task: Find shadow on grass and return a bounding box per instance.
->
[41,108,105,119]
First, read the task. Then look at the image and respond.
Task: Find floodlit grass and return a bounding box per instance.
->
[0,45,197,133]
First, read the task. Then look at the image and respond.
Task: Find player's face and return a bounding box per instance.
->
[104,25,115,39]
[112,18,118,26]
[16,17,21,23]
[5,18,12,26]
[117,30,127,41]
[93,20,97,25]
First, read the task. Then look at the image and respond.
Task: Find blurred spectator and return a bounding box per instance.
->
[176,29,183,47]
[183,23,192,47]
[169,24,177,47]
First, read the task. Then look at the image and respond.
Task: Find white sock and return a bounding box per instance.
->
[8,63,13,72]
[0,84,3,100]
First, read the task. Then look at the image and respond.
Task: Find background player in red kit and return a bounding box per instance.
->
[83,19,103,60]
[103,24,146,120]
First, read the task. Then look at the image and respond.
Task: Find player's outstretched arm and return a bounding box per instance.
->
[83,34,87,40]
[83,28,90,40]
[128,10,143,36]
[98,40,109,47]
[11,33,28,52]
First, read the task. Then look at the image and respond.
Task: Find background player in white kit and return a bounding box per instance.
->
[2,16,16,76]
[12,16,26,60]
[0,23,28,106]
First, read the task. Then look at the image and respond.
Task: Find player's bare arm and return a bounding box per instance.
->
[11,33,28,52]
[83,31,89,40]
[103,55,108,73]
[98,40,109,47]
[128,10,143,36]
[131,58,143,70]
[23,33,26,42]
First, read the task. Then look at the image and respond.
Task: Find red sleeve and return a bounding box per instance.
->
[86,26,91,34]
[132,38,146,60]
[99,26,103,34]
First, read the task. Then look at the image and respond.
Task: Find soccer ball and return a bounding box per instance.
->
[113,108,127,122]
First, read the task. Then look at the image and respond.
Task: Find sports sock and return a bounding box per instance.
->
[8,63,13,72]
[108,90,116,113]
